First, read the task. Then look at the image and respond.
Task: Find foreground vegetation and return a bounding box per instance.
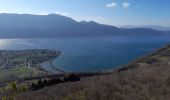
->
[0,74,81,100]
[1,45,170,100]
[0,66,44,83]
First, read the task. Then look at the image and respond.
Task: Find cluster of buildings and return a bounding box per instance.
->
[0,49,61,71]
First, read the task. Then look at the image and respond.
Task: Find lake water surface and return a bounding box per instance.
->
[0,36,170,72]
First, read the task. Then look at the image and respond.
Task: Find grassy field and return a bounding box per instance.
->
[0,66,44,82]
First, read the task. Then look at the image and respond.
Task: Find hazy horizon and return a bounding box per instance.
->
[0,13,169,29]
[0,0,169,27]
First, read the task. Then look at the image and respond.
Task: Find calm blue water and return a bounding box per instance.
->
[0,36,170,72]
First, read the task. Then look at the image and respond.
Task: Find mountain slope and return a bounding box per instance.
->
[122,25,170,31]
[0,13,169,38]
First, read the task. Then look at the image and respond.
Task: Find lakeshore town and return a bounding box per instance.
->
[0,49,61,72]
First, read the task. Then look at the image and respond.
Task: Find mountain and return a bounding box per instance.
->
[122,25,170,31]
[0,13,169,38]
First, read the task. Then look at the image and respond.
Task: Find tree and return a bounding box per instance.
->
[8,81,17,91]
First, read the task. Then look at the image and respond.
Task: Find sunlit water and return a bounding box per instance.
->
[0,36,170,72]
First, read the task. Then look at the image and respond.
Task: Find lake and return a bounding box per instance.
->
[0,36,170,72]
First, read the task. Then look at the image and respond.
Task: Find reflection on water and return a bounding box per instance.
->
[0,39,34,48]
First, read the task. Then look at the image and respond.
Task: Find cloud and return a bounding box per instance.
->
[122,2,131,8]
[106,2,118,8]
[106,2,131,9]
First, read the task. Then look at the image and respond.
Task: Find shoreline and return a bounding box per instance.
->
[40,59,66,74]
[116,44,170,72]
[49,60,66,73]
[40,51,67,74]
[41,45,170,74]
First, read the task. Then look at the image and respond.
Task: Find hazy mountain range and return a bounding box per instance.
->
[0,13,169,38]
[121,25,170,31]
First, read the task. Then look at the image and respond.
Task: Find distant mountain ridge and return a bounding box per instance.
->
[0,13,169,38]
[122,25,170,31]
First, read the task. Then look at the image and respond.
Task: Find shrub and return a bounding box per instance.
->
[8,81,17,92]
[2,96,7,100]
[63,74,80,82]
[30,74,81,91]
[18,85,27,92]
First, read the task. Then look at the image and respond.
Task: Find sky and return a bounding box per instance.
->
[0,0,170,27]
